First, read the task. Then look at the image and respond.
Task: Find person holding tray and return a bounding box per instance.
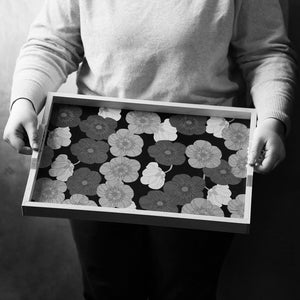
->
[3,0,296,299]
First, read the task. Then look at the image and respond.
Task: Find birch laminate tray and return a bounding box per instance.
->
[22,93,257,233]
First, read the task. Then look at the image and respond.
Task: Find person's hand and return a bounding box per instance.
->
[3,98,39,155]
[248,118,286,174]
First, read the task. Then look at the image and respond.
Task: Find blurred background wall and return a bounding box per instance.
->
[0,1,82,299]
[219,1,300,299]
[0,1,299,299]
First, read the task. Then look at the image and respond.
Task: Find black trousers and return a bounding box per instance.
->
[71,220,233,300]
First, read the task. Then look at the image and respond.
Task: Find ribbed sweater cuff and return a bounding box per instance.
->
[10,68,62,114]
[253,85,293,136]
[257,110,291,136]
[10,79,46,113]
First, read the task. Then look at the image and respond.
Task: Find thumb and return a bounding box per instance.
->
[248,134,265,167]
[7,133,27,153]
[24,120,39,151]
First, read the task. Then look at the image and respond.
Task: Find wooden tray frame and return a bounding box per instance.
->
[22,92,257,234]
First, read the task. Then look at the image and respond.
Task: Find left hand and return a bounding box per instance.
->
[248,118,286,174]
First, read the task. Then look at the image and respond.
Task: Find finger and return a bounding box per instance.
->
[254,148,281,174]
[6,133,32,155]
[19,146,33,155]
[248,135,265,167]
[23,121,39,151]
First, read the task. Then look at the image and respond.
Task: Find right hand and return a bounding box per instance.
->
[3,98,39,155]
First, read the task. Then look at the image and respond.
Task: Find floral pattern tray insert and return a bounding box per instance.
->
[23,93,256,233]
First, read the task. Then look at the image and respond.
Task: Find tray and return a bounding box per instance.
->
[22,92,257,233]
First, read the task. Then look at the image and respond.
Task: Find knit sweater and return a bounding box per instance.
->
[11,0,296,128]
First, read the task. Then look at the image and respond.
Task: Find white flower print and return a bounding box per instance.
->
[98,107,122,121]
[49,154,74,181]
[206,117,229,138]
[153,119,178,142]
[140,162,166,190]
[207,185,232,207]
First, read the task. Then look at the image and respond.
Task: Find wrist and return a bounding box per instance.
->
[259,118,286,139]
[10,98,36,113]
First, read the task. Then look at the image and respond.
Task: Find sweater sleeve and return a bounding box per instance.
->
[10,0,83,114]
[231,0,297,132]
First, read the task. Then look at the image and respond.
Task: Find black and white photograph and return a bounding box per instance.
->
[0,1,299,299]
